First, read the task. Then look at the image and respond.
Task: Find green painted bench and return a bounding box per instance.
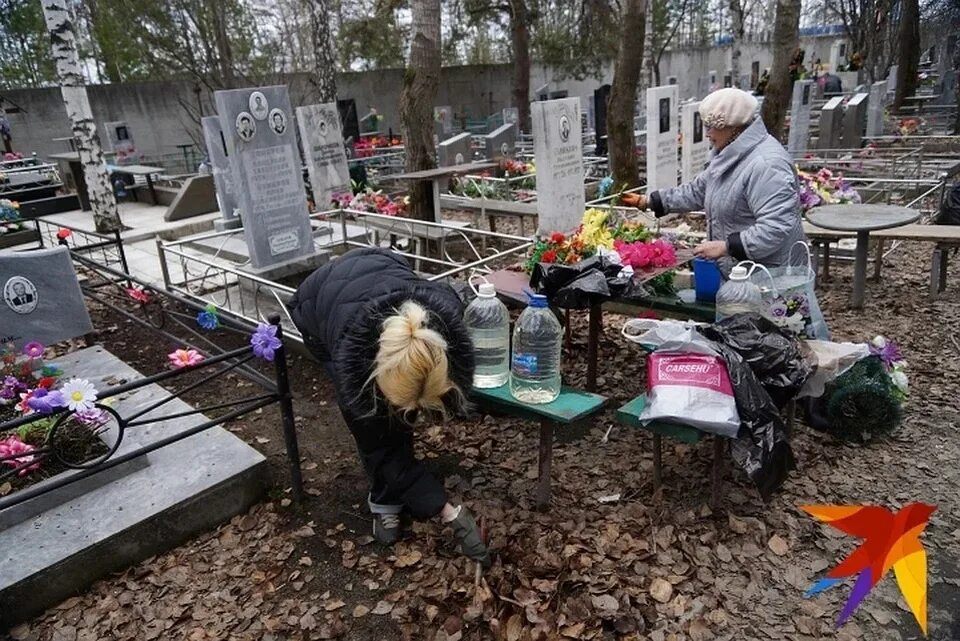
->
[472,384,607,508]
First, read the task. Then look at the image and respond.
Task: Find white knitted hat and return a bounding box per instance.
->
[699,88,759,129]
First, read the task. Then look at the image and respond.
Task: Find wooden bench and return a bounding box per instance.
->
[439,195,537,236]
[472,384,606,508]
[804,221,960,299]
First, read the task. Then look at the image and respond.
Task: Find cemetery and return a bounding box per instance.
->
[1,0,960,639]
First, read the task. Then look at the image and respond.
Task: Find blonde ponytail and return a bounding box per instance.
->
[371,301,462,419]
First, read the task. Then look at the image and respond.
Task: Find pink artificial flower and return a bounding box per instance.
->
[22,341,45,359]
[125,287,151,304]
[0,436,40,476]
[168,348,204,369]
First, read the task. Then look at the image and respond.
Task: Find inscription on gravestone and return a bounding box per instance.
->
[201,116,240,229]
[681,102,708,182]
[531,98,584,234]
[296,102,351,209]
[787,80,814,153]
[646,85,679,191]
[214,86,314,269]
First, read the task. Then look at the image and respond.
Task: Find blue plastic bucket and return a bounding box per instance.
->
[693,258,721,303]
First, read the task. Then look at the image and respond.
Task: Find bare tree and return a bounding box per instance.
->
[399,0,441,221]
[607,0,645,188]
[761,0,800,140]
[893,0,920,110]
[41,0,121,233]
[729,0,745,86]
[508,0,531,132]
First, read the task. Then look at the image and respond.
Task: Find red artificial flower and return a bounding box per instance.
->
[57,228,72,240]
[125,287,151,304]
[549,232,566,244]
[637,311,659,320]
[541,250,558,263]
[37,377,57,389]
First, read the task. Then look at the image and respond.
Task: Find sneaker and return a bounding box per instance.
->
[373,512,401,545]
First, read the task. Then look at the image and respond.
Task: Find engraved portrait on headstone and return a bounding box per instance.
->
[236,113,256,141]
[249,92,269,120]
[559,114,571,142]
[693,112,703,144]
[659,98,671,134]
[269,109,287,135]
[4,276,38,314]
[296,102,352,210]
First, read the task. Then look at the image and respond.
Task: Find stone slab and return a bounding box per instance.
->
[484,123,516,161]
[680,101,708,182]
[531,98,584,234]
[818,96,844,149]
[163,174,218,221]
[201,115,240,224]
[0,346,266,626]
[866,81,887,138]
[438,132,473,167]
[296,102,351,210]
[843,92,868,148]
[645,85,679,191]
[787,80,814,153]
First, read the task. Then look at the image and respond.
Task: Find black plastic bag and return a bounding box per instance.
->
[700,313,812,409]
[937,183,960,225]
[530,256,650,309]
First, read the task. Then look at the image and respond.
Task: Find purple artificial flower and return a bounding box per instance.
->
[870,338,904,369]
[25,388,67,414]
[799,188,821,211]
[250,323,282,361]
[1,376,26,400]
[75,406,109,428]
[769,301,789,318]
[22,341,45,359]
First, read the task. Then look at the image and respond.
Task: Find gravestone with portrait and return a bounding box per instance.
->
[645,85,679,192]
[438,132,472,167]
[680,102,708,182]
[434,106,454,140]
[484,123,516,161]
[337,98,360,146]
[866,81,887,138]
[818,96,844,149]
[201,116,241,231]
[213,86,317,272]
[296,102,351,210]
[502,107,519,127]
[709,70,718,89]
[842,92,868,149]
[0,246,92,349]
[787,79,815,153]
[103,120,139,165]
[594,84,611,155]
[531,98,584,234]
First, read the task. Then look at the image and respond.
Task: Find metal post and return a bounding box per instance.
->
[536,418,554,508]
[586,305,602,392]
[269,314,305,503]
[156,237,172,291]
[116,229,132,288]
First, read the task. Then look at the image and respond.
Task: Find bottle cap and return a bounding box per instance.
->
[729,265,749,280]
[526,292,549,308]
[477,283,496,298]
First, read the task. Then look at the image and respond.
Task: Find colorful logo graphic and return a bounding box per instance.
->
[802,503,936,635]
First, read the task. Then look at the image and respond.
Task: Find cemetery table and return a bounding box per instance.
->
[110,164,166,204]
[472,384,606,508]
[392,162,498,222]
[806,204,919,308]
[48,151,90,211]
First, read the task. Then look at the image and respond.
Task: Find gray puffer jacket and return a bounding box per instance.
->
[650,117,807,274]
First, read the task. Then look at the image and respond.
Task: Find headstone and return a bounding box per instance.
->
[502,107,519,126]
[0,246,92,349]
[594,84,611,156]
[438,132,472,167]
[103,120,138,165]
[829,41,846,70]
[680,102,708,182]
[484,123,516,161]
[201,116,241,231]
[337,99,360,146]
[645,85,679,192]
[723,74,732,88]
[818,96,844,149]
[709,70,718,87]
[739,74,752,91]
[698,75,711,98]
[787,80,815,153]
[843,92,868,148]
[434,106,454,139]
[213,85,314,270]
[530,98,584,234]
[866,81,887,138]
[296,102,351,210]
[886,65,898,99]
[751,61,760,88]
[668,76,678,85]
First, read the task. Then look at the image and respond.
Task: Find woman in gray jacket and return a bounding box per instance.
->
[623,88,807,275]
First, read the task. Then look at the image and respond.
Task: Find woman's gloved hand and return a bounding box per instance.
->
[620,193,647,209]
[448,506,492,568]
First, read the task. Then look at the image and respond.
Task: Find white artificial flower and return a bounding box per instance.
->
[871,335,887,349]
[785,314,806,334]
[675,223,692,236]
[890,370,909,394]
[61,378,98,412]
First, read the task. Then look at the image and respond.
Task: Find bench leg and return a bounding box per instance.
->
[711,436,724,509]
[872,238,884,281]
[939,246,949,293]
[930,248,943,300]
[536,418,554,508]
[822,243,832,282]
[785,398,796,439]
[586,305,601,392]
[652,433,662,490]
[518,215,525,237]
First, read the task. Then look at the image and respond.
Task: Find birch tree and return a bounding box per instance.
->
[729,0,745,87]
[41,0,121,233]
[607,0,645,188]
[305,0,337,102]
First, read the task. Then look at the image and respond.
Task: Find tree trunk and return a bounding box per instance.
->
[399,0,441,221]
[760,0,800,141]
[893,0,920,111]
[640,0,653,94]
[729,0,745,87]
[509,0,531,133]
[211,0,236,88]
[306,0,338,102]
[608,0,646,189]
[41,0,121,233]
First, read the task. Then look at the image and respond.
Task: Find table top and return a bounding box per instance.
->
[110,164,165,175]
[805,204,920,233]
[48,152,80,161]
[392,162,498,181]
[472,384,606,424]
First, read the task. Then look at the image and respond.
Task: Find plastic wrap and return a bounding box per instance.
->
[530,256,650,309]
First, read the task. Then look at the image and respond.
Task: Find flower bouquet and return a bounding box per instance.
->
[0,199,26,236]
[332,188,408,216]
[768,293,812,337]
[798,168,861,212]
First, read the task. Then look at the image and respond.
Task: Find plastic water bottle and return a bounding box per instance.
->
[715,264,764,321]
[510,293,562,404]
[463,283,510,388]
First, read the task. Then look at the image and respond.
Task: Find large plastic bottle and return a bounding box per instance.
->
[463,283,510,388]
[510,293,562,404]
[715,264,764,321]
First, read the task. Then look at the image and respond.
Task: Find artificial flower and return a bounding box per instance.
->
[26,388,67,414]
[541,250,558,263]
[0,436,40,476]
[869,335,903,369]
[22,342,44,359]
[57,228,72,240]
[890,369,909,395]
[197,309,219,331]
[1,375,26,400]
[75,406,110,428]
[251,324,282,361]
[61,378,98,412]
[168,349,205,369]
[37,376,57,389]
[549,232,566,244]
[41,364,63,377]
[126,287,151,304]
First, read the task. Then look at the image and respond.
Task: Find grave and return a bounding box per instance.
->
[680,101,708,182]
[531,97,585,234]
[787,80,815,154]
[502,107,519,127]
[337,98,361,145]
[698,75,711,98]
[484,123,516,161]
[594,85,611,155]
[829,41,848,71]
[213,85,322,276]
[201,115,242,231]
[103,120,139,165]
[886,65,898,101]
[438,132,473,167]
[434,106,454,141]
[296,102,352,210]
[645,85,679,192]
[818,96,844,149]
[843,92,868,149]
[866,81,887,138]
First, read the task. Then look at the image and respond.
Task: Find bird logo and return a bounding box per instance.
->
[802,503,936,635]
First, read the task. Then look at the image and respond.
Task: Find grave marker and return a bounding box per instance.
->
[645,85,679,192]
[681,102,708,182]
[843,92,868,148]
[337,99,360,146]
[103,120,138,165]
[531,98,584,234]
[866,81,887,138]
[787,79,814,153]
[886,65,898,100]
[818,96,844,149]
[214,85,314,270]
[201,116,241,230]
[296,102,351,210]
[434,106,454,139]
[502,107,519,126]
[438,132,473,167]
[484,123,516,161]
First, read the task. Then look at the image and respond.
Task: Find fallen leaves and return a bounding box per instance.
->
[649,578,674,604]
[768,534,790,557]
